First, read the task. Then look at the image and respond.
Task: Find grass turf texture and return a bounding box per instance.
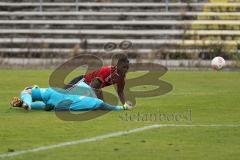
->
[0,69,240,160]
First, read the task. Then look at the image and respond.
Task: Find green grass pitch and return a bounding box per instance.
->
[0,69,240,160]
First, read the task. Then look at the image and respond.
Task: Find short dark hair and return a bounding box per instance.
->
[117,55,129,66]
[111,54,129,66]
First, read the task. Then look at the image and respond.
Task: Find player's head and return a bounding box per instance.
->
[116,55,129,76]
[10,97,23,108]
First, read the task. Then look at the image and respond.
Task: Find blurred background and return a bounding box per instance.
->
[0,0,240,69]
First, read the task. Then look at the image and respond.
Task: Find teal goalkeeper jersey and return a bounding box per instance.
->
[31,82,103,111]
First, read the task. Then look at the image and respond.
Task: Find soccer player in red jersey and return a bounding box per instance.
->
[65,56,129,105]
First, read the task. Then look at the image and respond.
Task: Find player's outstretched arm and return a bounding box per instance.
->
[99,102,134,111]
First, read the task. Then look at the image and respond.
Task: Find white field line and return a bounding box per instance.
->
[0,124,239,158]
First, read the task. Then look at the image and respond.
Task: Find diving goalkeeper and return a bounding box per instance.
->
[10,81,133,111]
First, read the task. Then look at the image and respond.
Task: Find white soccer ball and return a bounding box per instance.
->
[211,56,226,70]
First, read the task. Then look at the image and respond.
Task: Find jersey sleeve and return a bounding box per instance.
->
[95,67,111,83]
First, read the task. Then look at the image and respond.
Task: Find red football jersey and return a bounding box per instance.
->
[84,65,125,90]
